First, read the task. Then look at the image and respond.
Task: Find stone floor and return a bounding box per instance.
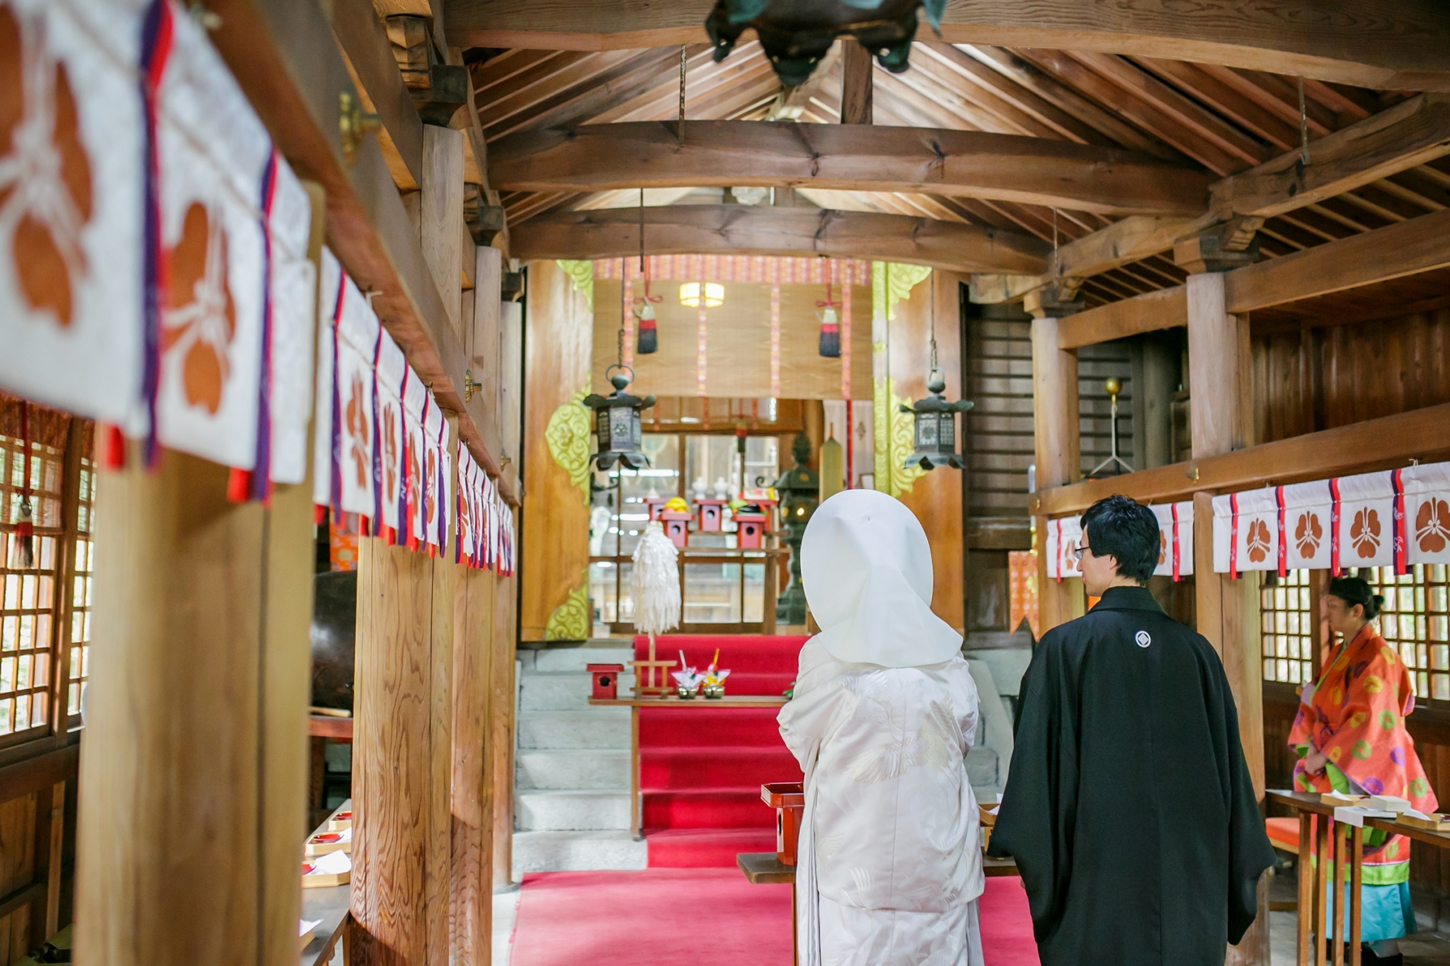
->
[1268,859,1450,965]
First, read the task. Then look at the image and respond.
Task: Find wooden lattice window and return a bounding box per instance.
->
[1365,564,1450,702]
[1261,570,1314,685]
[0,403,69,742]
[68,446,96,721]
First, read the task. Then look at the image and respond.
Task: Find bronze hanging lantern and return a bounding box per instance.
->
[585,365,655,471]
[900,368,972,470]
[705,0,947,86]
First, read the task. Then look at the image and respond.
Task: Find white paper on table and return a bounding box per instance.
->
[1369,794,1411,813]
[307,849,352,875]
[300,919,323,937]
[1402,808,1432,821]
[1334,806,1398,827]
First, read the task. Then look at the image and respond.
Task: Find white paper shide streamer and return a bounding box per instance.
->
[633,520,680,635]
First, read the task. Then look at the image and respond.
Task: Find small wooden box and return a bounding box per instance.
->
[762,782,806,867]
[1320,793,1370,806]
[328,809,352,831]
[304,831,350,857]
[661,510,692,549]
[588,663,624,700]
[735,512,767,549]
[696,499,729,531]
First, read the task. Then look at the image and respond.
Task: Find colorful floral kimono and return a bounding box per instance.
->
[1288,624,1438,941]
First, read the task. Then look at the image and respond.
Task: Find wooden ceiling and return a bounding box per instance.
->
[461,35,1450,308]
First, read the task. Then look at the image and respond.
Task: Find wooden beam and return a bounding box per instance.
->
[445,1,1450,91]
[975,92,1450,302]
[489,122,1208,216]
[1033,402,1450,518]
[202,0,512,500]
[971,214,1211,303]
[1224,206,1450,312]
[839,42,872,124]
[1056,284,1187,349]
[510,205,1052,274]
[1211,93,1450,219]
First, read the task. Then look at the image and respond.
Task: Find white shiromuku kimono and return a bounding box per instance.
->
[778,490,985,966]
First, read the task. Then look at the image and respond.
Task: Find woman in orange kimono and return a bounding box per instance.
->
[1289,576,1437,966]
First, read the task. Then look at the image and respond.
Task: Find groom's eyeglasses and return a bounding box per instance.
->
[1072,544,1091,560]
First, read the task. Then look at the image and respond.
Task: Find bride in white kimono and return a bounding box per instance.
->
[778,489,985,966]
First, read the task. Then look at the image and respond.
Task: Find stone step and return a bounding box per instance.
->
[512,830,648,875]
[530,644,637,673]
[516,749,630,791]
[518,671,635,711]
[517,709,630,750]
[516,790,631,831]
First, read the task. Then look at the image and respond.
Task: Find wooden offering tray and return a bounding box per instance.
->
[328,809,352,831]
[301,863,349,888]
[1320,792,1370,805]
[1397,811,1450,832]
[305,830,351,856]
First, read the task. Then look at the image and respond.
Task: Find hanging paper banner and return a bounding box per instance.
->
[1149,502,1195,579]
[455,442,475,566]
[1044,515,1083,581]
[1280,480,1333,572]
[1212,489,1278,575]
[264,159,315,485]
[0,0,147,425]
[1334,470,1394,571]
[402,369,426,548]
[374,331,406,542]
[151,6,313,484]
[312,248,340,513]
[333,266,379,521]
[1405,462,1450,566]
[421,395,450,551]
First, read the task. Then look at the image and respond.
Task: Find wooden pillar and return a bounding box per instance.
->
[491,569,518,891]
[450,568,495,963]
[421,126,465,339]
[1184,270,1267,966]
[350,417,459,966]
[840,42,873,125]
[1029,312,1084,634]
[75,448,313,966]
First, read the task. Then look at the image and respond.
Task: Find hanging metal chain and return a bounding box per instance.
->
[679,45,687,123]
[638,187,645,275]
[929,268,938,372]
[1297,76,1310,165]
[1051,207,1060,280]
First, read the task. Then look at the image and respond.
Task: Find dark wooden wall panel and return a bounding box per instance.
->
[1254,309,1450,445]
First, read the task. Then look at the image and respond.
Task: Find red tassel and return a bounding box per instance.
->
[99,423,127,469]
[227,468,250,503]
[314,504,326,526]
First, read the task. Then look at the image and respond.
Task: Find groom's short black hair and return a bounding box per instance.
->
[1079,495,1160,584]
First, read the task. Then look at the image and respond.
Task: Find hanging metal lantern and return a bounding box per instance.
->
[900,368,972,470]
[584,365,655,471]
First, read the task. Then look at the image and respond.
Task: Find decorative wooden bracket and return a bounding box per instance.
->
[1024,278,1085,318]
[386,14,469,126]
[1173,216,1264,273]
[501,271,525,302]
[464,185,506,245]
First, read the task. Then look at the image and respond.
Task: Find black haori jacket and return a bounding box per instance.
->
[987,585,1274,966]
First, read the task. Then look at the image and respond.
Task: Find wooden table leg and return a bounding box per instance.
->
[1297,812,1312,966]
[1333,820,1346,966]
[1350,825,1362,966]
[631,705,641,840]
[1317,815,1330,965]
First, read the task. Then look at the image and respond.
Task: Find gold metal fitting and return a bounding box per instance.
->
[339,90,381,164]
[463,369,480,403]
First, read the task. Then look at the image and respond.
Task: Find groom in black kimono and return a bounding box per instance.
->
[988,495,1273,966]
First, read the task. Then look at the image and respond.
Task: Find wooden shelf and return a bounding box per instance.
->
[590,695,788,708]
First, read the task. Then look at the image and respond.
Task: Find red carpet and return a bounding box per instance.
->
[508,871,1038,965]
[979,877,1041,965]
[636,635,806,867]
[509,870,792,966]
